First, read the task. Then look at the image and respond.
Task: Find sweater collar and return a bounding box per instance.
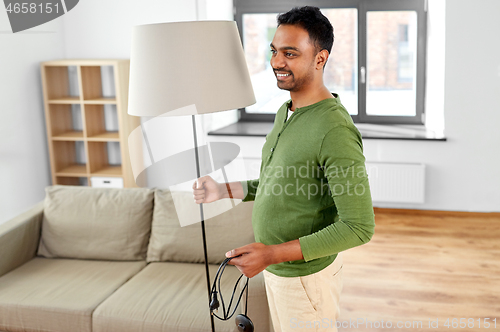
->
[285,93,340,114]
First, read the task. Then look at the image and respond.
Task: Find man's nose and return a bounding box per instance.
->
[270,53,285,69]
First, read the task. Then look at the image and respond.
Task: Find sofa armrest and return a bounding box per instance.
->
[0,201,44,278]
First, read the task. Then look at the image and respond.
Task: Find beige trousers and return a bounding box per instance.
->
[263,254,343,332]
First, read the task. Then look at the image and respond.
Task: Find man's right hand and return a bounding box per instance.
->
[192,175,223,204]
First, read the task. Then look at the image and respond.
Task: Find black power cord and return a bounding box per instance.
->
[209,256,254,332]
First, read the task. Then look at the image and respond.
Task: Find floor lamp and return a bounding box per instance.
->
[127,21,256,332]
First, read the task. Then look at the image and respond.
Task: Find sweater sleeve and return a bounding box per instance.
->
[241,179,260,202]
[299,125,375,262]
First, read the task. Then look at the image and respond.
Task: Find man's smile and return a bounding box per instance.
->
[275,72,292,80]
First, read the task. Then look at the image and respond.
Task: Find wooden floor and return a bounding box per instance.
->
[338,208,500,332]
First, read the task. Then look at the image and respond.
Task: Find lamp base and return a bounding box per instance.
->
[235,314,254,332]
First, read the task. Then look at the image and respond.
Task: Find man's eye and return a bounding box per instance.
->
[270,49,276,55]
[286,53,295,57]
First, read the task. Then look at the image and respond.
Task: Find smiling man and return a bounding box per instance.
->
[271,22,332,106]
[193,6,375,332]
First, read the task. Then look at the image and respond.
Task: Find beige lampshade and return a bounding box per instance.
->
[128,21,256,116]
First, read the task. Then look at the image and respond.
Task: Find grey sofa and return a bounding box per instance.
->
[0,185,271,332]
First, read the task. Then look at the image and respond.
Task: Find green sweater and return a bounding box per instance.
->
[240,94,375,277]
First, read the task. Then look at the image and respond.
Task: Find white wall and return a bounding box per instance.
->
[0,11,66,224]
[437,0,500,211]
[362,0,500,212]
[62,0,197,58]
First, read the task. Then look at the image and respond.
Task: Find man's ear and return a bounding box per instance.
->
[316,49,329,70]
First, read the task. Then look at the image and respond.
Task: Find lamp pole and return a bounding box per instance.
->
[191,114,216,332]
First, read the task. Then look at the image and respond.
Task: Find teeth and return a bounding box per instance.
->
[277,73,290,77]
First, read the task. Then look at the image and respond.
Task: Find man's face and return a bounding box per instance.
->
[270,24,318,92]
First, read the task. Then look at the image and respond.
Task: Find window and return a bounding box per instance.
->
[234,0,427,124]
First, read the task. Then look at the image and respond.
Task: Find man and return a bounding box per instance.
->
[193,6,375,332]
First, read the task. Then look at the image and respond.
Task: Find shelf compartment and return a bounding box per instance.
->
[81,65,116,101]
[52,131,84,141]
[86,132,120,141]
[52,141,87,174]
[56,176,89,186]
[90,166,123,177]
[84,104,120,140]
[83,98,117,104]
[55,166,88,177]
[87,141,122,175]
[49,104,84,138]
[48,96,81,104]
[90,176,124,188]
[43,65,80,100]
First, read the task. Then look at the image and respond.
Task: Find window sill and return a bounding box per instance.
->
[208,120,446,141]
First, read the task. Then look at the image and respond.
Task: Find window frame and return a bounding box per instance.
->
[234,0,428,124]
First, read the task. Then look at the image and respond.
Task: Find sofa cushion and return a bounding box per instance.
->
[147,190,255,264]
[38,185,154,261]
[0,257,146,332]
[93,262,247,332]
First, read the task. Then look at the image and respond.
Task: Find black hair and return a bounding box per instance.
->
[277,6,334,55]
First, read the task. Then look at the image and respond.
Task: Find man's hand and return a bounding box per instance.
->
[225,243,275,278]
[226,240,304,278]
[192,176,223,204]
[193,176,246,202]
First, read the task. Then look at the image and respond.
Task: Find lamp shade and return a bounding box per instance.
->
[128,21,256,116]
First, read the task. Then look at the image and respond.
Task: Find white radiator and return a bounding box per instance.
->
[366,162,426,203]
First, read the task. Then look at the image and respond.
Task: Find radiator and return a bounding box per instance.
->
[365,162,426,203]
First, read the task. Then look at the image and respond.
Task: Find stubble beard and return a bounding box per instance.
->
[276,65,315,92]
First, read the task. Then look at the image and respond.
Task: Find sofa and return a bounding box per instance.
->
[0,185,272,332]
